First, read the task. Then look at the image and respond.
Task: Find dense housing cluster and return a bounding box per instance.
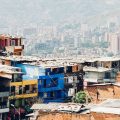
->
[0,35,120,119]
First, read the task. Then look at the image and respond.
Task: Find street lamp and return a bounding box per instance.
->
[11,104,20,120]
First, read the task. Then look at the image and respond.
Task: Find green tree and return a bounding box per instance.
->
[73,91,91,104]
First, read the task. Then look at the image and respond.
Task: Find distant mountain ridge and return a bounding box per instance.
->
[0,0,120,27]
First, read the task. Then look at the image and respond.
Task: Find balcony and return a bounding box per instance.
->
[0,92,9,97]
[23,93,38,98]
[10,88,37,99]
[9,93,38,99]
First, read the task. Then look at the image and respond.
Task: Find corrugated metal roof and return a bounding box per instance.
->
[31,103,84,112]
[31,103,59,111]
[58,104,84,112]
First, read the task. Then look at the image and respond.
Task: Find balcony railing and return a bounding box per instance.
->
[23,90,37,94]
[11,89,37,96]
[9,93,38,99]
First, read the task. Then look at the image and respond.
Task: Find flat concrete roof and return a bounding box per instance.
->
[83,66,111,72]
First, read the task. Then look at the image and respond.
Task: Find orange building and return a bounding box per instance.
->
[0,34,24,55]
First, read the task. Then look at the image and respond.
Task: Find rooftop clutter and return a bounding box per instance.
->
[0,34,120,119]
[30,99,120,120]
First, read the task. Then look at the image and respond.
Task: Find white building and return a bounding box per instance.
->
[83,66,115,83]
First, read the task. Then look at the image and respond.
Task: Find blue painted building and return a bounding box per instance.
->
[15,63,68,103]
[38,66,69,103]
[13,62,83,103]
[38,73,68,103]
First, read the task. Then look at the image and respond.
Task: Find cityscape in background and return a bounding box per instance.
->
[1,0,120,120]
[2,17,120,57]
[1,0,120,57]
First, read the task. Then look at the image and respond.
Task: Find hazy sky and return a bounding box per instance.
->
[0,0,120,27]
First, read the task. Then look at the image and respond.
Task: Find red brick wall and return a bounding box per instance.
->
[37,113,91,120]
[37,111,120,120]
[91,112,120,120]
[86,85,114,103]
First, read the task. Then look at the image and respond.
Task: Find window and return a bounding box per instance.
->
[73,76,77,82]
[59,68,64,73]
[12,74,22,82]
[75,88,77,94]
[19,86,22,94]
[43,93,47,98]
[66,66,72,73]
[85,72,89,78]
[25,85,29,91]
[52,68,58,73]
[105,72,111,79]
[50,92,54,98]
[11,40,15,46]
[15,86,19,95]
[65,77,68,83]
[68,76,73,83]
[11,86,15,95]
[39,80,42,85]
[2,61,5,65]
[32,85,37,93]
[43,79,46,87]
[68,88,75,96]
[24,85,30,94]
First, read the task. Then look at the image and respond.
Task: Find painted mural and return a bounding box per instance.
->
[16,64,45,80]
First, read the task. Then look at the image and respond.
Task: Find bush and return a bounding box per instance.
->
[73,91,91,104]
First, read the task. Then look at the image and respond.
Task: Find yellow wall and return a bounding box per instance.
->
[23,93,38,98]
[10,82,22,86]
[9,93,38,99]
[10,80,38,99]
[10,80,38,86]
[22,80,38,85]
